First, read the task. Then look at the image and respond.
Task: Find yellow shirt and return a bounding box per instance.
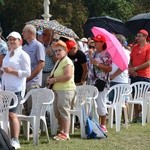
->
[52,56,76,91]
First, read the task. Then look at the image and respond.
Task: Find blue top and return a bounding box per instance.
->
[23,39,45,86]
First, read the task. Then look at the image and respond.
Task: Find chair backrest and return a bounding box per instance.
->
[130,82,150,101]
[75,85,99,110]
[0,90,18,113]
[108,84,132,105]
[0,91,18,131]
[22,88,54,116]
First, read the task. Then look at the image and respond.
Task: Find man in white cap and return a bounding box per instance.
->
[2,31,31,149]
[78,37,89,53]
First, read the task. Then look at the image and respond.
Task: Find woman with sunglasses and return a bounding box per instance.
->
[47,40,76,141]
[88,34,112,133]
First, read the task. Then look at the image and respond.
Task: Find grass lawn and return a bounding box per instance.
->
[20,123,150,150]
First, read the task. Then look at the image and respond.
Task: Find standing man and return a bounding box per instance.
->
[41,28,56,87]
[0,27,8,84]
[22,24,45,115]
[66,40,88,85]
[129,29,150,121]
[109,34,130,102]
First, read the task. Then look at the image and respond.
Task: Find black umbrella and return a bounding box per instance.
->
[125,12,150,35]
[83,16,130,37]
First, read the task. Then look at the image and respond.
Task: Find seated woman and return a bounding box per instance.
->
[47,40,76,140]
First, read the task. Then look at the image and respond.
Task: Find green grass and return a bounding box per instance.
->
[20,123,150,150]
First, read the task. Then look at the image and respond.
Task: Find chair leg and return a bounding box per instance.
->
[108,108,113,128]
[41,117,50,142]
[78,113,86,138]
[147,102,150,123]
[115,106,122,132]
[142,103,147,126]
[32,118,40,145]
[128,103,134,122]
[50,109,58,135]
[123,107,128,128]
[70,114,75,134]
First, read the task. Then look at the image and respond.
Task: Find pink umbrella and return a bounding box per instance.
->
[91,27,128,71]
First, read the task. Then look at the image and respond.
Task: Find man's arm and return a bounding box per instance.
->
[80,62,88,84]
[110,68,123,80]
[27,60,45,82]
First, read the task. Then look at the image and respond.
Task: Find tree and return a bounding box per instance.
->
[50,0,88,37]
[0,0,43,37]
[83,0,135,21]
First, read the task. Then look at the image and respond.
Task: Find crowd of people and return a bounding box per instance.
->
[0,24,150,149]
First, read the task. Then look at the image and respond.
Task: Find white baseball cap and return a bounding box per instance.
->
[81,37,88,42]
[7,31,22,40]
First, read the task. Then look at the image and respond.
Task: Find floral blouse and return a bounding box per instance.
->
[87,50,112,88]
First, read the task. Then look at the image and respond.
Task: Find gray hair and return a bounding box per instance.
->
[115,34,126,46]
[24,24,36,35]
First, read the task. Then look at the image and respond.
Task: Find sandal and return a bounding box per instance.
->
[53,132,70,141]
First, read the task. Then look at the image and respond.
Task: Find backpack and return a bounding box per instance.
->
[85,116,107,139]
[0,127,15,150]
[83,98,107,139]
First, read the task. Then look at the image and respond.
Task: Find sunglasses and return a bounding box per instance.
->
[53,39,59,42]
[89,46,95,49]
[8,38,18,41]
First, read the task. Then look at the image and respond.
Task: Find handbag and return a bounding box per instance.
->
[94,79,106,92]
[93,57,108,92]
[47,59,62,89]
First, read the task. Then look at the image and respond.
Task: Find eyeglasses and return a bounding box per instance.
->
[89,46,95,49]
[8,38,18,41]
[54,49,63,53]
[52,38,59,42]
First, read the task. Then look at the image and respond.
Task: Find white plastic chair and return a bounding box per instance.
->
[17,88,54,145]
[147,91,150,123]
[107,84,132,132]
[127,82,150,126]
[0,91,18,134]
[69,85,99,138]
[48,104,58,135]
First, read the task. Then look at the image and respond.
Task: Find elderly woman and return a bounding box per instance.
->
[47,40,76,140]
[88,34,112,133]
[2,31,31,149]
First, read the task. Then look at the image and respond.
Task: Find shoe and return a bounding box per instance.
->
[11,139,21,149]
[53,132,70,141]
[132,117,142,123]
[100,125,108,133]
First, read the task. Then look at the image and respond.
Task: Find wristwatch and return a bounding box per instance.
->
[96,63,99,67]
[54,78,57,82]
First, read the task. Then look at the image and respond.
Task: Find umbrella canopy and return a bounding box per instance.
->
[91,27,128,71]
[126,12,150,35]
[83,16,130,38]
[26,19,79,39]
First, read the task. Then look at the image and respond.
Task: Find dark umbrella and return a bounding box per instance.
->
[125,12,150,35]
[83,16,130,37]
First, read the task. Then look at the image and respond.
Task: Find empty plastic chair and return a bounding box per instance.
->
[107,84,132,132]
[69,85,98,138]
[127,82,150,126]
[17,88,54,145]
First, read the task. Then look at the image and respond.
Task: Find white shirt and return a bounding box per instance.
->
[2,46,31,92]
[110,47,130,83]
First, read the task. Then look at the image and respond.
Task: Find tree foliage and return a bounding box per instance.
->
[0,0,149,38]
